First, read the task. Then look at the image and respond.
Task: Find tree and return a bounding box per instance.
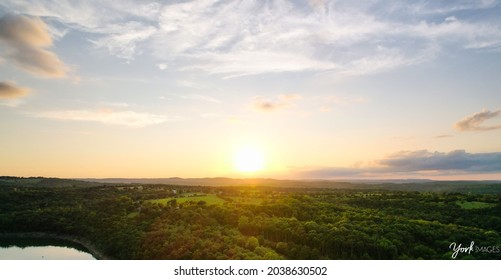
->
[246,236,259,251]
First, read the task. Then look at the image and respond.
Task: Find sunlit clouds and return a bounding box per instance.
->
[0,81,30,99]
[0,14,68,78]
[0,14,52,46]
[294,150,501,179]
[379,150,501,173]
[455,109,501,131]
[253,94,301,112]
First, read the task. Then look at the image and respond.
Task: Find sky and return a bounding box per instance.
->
[0,0,500,180]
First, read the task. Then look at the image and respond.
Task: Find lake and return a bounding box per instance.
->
[0,236,96,260]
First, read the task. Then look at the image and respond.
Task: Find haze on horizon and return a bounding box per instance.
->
[1,0,501,180]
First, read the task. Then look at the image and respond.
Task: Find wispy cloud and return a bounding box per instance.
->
[3,1,501,77]
[156,63,168,70]
[405,0,497,15]
[253,94,301,112]
[0,81,30,99]
[379,150,501,173]
[181,94,221,104]
[435,134,453,139]
[294,150,501,179]
[90,22,157,60]
[1,1,161,31]
[455,109,501,131]
[0,1,160,62]
[35,109,171,128]
[0,14,69,78]
[151,0,501,77]
[185,51,339,79]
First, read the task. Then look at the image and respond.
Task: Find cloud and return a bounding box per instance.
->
[7,45,69,78]
[455,109,501,131]
[0,14,68,78]
[0,81,30,99]
[3,1,501,77]
[0,13,52,46]
[152,0,501,77]
[253,94,301,112]
[254,99,287,112]
[185,51,340,79]
[177,80,203,89]
[406,0,497,15]
[1,1,161,31]
[435,134,453,138]
[338,45,438,76]
[1,1,161,60]
[35,109,171,127]
[90,22,157,60]
[294,150,501,179]
[379,150,501,172]
[181,94,221,104]
[156,63,168,70]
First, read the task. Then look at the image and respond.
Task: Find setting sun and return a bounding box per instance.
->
[233,146,265,173]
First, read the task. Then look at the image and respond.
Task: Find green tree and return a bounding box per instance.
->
[246,236,259,251]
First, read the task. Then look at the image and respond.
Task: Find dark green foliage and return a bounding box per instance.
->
[0,183,500,259]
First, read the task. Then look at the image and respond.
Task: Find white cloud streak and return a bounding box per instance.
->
[181,94,221,104]
[90,22,157,60]
[404,0,498,15]
[35,109,171,127]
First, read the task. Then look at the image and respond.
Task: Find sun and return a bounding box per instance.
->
[233,146,265,173]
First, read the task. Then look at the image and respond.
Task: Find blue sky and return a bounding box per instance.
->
[0,0,500,179]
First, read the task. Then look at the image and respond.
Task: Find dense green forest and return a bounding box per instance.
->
[0,177,500,259]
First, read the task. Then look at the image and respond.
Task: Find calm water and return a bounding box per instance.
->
[0,237,95,260]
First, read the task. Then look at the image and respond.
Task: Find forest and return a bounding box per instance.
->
[0,177,500,260]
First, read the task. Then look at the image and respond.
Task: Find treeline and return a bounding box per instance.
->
[0,185,500,259]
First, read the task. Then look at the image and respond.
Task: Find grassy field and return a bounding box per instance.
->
[456,201,496,209]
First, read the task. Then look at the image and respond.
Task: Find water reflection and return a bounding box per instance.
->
[0,237,95,260]
[0,245,95,260]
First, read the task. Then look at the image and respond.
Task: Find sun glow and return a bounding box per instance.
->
[233,146,265,173]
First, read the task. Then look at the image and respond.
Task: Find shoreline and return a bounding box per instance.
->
[0,232,110,260]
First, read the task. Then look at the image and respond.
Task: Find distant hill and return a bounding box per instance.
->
[2,176,500,194]
[80,177,366,188]
[0,176,104,188]
[80,177,501,194]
